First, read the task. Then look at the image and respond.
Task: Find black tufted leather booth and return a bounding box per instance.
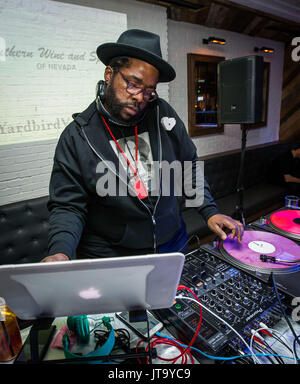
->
[0,141,293,265]
[0,196,50,264]
[181,141,293,239]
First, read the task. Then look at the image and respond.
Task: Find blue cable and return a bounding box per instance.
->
[155,332,300,362]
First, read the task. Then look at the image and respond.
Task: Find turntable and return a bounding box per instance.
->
[220,230,300,275]
[269,209,300,241]
[249,208,300,244]
[201,228,300,300]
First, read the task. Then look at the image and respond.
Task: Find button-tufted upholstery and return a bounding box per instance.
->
[0,196,49,265]
[0,142,294,264]
[182,141,293,239]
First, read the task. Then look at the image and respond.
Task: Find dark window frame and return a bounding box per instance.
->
[187,53,225,137]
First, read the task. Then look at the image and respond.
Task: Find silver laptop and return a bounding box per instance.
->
[0,253,185,320]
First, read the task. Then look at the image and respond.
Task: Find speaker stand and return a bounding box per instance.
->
[235,124,248,227]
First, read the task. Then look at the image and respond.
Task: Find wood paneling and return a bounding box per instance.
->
[136,0,300,43]
[279,44,300,142]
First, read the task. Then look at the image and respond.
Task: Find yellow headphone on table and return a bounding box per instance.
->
[62,315,115,364]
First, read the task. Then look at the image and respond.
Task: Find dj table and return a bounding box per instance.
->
[3,207,300,365]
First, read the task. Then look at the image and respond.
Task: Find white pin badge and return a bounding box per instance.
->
[161,117,176,131]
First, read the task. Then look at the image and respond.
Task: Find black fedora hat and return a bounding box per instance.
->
[96,29,176,83]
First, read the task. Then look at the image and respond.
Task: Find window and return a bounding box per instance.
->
[187,54,224,137]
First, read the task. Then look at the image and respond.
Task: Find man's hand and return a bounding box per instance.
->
[207,214,244,244]
[284,174,300,184]
[40,253,69,262]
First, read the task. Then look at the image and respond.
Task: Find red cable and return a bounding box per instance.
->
[135,284,202,364]
[136,336,194,364]
[260,329,273,337]
[253,336,265,345]
[174,285,202,361]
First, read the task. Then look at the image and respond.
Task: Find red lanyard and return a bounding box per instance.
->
[101,115,138,177]
[101,115,148,199]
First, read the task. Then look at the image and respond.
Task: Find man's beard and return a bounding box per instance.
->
[105,82,146,124]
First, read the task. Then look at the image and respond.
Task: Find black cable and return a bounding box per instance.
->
[252,344,276,365]
[293,335,300,362]
[94,327,131,352]
[234,352,253,365]
[178,234,201,252]
[146,314,152,364]
[263,340,284,364]
[271,272,300,349]
[270,333,294,355]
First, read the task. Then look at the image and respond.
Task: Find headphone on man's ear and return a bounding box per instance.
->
[96,80,106,107]
[62,315,115,363]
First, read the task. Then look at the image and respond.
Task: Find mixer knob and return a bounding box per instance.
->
[234,303,240,312]
[216,305,222,313]
[252,291,258,299]
[236,282,242,290]
[235,292,241,300]
[220,283,226,291]
[218,293,224,301]
[192,287,199,295]
[209,300,215,308]
[226,299,232,307]
[224,310,231,319]
[243,297,249,305]
[200,271,207,279]
[211,289,217,296]
[227,288,233,295]
[243,287,250,295]
[257,282,263,290]
[202,294,208,302]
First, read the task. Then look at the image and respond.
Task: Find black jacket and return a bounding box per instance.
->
[47,99,219,259]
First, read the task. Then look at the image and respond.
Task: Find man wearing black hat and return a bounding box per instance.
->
[42,29,243,262]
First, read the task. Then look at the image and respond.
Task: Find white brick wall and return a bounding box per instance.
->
[0,141,55,205]
[0,0,286,206]
[0,0,169,206]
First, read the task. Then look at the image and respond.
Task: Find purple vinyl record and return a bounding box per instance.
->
[222,230,300,273]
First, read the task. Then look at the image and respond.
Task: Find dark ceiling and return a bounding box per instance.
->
[136,0,300,45]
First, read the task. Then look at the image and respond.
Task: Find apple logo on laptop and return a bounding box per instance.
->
[79,287,101,299]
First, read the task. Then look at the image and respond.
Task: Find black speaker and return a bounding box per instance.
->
[218,55,264,124]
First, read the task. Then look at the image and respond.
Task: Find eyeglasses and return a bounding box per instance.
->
[119,71,158,103]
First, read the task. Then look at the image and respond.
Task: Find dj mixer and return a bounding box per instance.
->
[152,208,300,360]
